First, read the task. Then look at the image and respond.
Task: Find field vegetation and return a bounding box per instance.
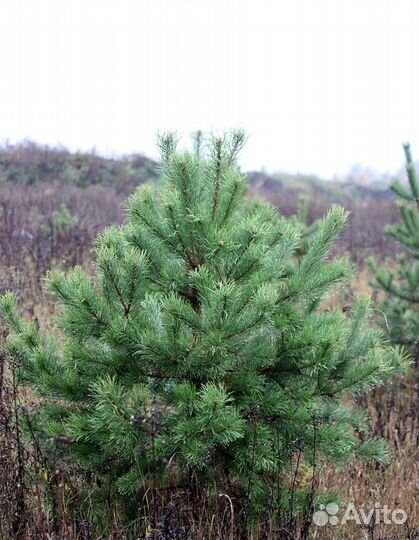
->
[0,141,417,540]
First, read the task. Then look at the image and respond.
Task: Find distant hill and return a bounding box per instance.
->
[248,170,395,211]
[0,141,396,208]
[0,141,159,192]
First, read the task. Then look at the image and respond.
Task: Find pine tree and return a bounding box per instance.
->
[0,132,406,526]
[370,143,419,362]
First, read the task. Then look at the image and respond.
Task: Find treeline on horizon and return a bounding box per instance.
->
[0,139,401,193]
[0,140,158,190]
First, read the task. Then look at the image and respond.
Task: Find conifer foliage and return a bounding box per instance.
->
[0,132,406,523]
[371,143,419,360]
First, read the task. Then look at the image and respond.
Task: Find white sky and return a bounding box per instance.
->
[0,0,418,178]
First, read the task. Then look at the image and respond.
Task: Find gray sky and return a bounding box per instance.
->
[1,0,418,177]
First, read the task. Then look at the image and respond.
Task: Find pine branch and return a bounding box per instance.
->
[211,138,223,221]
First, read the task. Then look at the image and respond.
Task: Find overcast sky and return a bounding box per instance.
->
[1,0,418,177]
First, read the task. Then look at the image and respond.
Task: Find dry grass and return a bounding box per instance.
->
[313,372,419,540]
